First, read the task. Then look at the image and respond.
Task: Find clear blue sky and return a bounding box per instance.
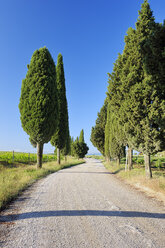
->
[0,0,164,154]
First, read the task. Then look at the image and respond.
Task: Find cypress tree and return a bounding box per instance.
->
[29,137,37,148]
[62,128,71,161]
[72,130,89,158]
[141,21,165,135]
[19,47,58,168]
[90,99,108,155]
[61,95,70,161]
[104,103,111,162]
[51,53,68,164]
[79,129,85,143]
[106,54,128,166]
[70,136,75,156]
[107,105,125,166]
[118,0,164,178]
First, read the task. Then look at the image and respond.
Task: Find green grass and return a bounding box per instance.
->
[0,157,84,211]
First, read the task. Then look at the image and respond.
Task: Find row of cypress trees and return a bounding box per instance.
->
[91,0,165,178]
[19,47,69,168]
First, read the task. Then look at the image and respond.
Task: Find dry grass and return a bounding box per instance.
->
[104,161,165,204]
[0,157,84,211]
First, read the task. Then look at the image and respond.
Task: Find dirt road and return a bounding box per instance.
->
[0,158,165,247]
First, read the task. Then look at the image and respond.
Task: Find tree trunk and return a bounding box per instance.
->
[128,148,133,170]
[105,156,110,163]
[37,143,43,169]
[65,155,67,162]
[116,156,120,167]
[57,148,61,165]
[144,154,152,179]
[125,151,128,171]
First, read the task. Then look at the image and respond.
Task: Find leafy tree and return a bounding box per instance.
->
[51,53,68,164]
[90,99,108,155]
[19,47,58,168]
[72,141,89,159]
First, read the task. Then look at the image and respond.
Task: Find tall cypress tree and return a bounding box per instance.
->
[62,124,70,161]
[51,53,68,164]
[104,103,111,162]
[90,99,108,155]
[141,21,165,134]
[19,47,58,168]
[105,104,125,166]
[79,129,85,143]
[106,54,128,166]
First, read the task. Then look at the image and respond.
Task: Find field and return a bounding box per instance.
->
[120,155,165,169]
[0,151,56,165]
[86,155,104,160]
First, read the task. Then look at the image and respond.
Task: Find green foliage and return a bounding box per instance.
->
[29,137,37,148]
[90,99,108,155]
[61,129,71,156]
[72,130,89,158]
[79,129,85,143]
[119,0,164,155]
[136,157,144,165]
[51,53,68,150]
[105,1,165,178]
[19,47,58,145]
[107,106,125,159]
[72,141,89,159]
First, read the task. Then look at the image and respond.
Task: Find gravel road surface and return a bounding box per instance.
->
[0,158,165,248]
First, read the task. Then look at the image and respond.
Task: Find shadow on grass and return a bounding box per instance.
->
[1,210,164,222]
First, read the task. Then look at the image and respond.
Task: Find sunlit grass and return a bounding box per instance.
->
[0,157,84,211]
[104,161,165,196]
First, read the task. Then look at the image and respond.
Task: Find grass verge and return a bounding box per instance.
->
[104,161,165,203]
[0,157,84,211]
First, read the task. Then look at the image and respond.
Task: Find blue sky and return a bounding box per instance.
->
[0,0,164,154]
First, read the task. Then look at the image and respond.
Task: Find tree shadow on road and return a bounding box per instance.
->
[59,171,112,174]
[1,210,164,223]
